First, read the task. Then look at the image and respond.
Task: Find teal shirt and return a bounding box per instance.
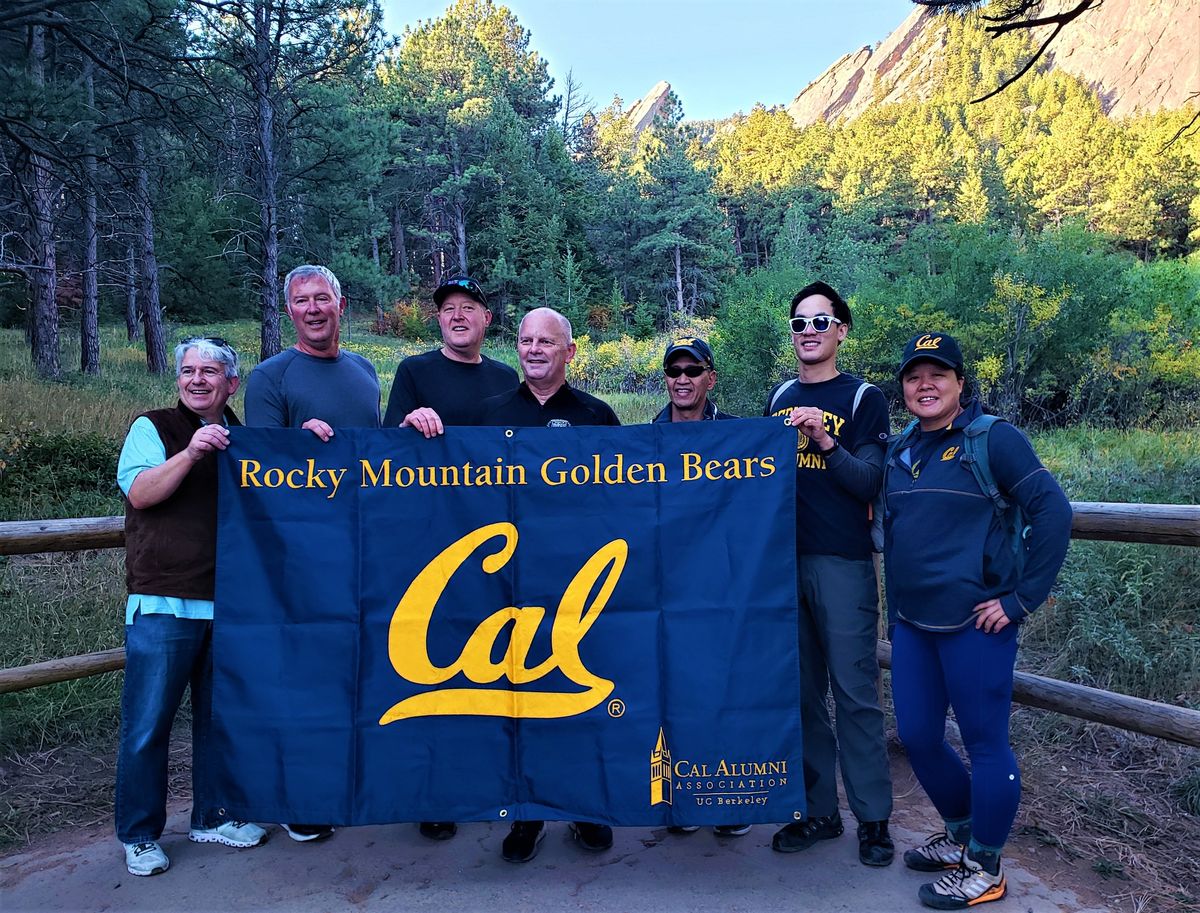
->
[118,416,220,625]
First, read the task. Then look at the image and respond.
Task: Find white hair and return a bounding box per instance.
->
[283,264,342,305]
[519,307,573,344]
[175,337,239,379]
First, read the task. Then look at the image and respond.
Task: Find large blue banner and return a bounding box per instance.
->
[211,419,803,827]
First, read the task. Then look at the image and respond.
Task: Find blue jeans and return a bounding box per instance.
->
[115,611,221,843]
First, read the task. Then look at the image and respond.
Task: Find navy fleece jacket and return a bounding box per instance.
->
[883,400,1073,631]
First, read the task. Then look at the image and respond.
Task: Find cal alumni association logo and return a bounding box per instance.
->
[649,728,790,810]
[379,522,626,724]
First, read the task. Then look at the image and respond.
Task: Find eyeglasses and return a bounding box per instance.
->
[789,315,843,334]
[180,335,232,350]
[665,364,708,378]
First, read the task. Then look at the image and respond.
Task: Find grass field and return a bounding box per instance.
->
[1,322,1197,907]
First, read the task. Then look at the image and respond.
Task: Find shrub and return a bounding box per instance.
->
[372,300,434,340]
[0,427,121,521]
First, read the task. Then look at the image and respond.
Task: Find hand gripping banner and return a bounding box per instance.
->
[211,418,803,827]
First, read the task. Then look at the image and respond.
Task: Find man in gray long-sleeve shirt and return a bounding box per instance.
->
[244,264,380,439]
[764,280,894,868]
[243,264,379,844]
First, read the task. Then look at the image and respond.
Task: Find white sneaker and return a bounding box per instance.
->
[188,821,268,848]
[124,841,169,876]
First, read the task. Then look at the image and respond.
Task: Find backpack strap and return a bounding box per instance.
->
[768,377,798,413]
[851,380,875,419]
[961,414,1008,515]
[885,419,919,468]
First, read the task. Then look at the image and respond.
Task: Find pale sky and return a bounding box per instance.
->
[381,0,913,121]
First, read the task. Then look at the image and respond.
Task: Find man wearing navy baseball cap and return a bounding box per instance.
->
[652,336,735,424]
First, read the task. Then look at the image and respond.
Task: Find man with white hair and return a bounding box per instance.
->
[244,265,380,843]
[116,337,267,876]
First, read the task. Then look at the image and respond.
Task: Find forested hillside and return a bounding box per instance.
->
[1,0,1197,424]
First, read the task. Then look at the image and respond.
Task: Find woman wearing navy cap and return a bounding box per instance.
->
[882,332,1072,910]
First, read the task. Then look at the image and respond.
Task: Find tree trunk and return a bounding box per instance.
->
[80,57,100,375]
[390,204,409,277]
[452,201,468,275]
[134,134,168,374]
[125,243,141,342]
[27,25,60,379]
[254,7,281,360]
[428,197,444,286]
[673,243,684,315]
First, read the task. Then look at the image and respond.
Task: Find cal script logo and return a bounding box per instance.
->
[914,334,943,351]
[379,522,625,724]
[941,446,960,461]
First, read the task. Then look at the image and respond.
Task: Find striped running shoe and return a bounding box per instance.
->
[904,831,965,871]
[918,855,1006,909]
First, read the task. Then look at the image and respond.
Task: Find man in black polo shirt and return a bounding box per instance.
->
[476,307,617,861]
[383,276,518,437]
[476,307,619,428]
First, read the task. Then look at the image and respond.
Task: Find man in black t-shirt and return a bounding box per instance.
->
[383,276,518,436]
[764,281,894,868]
[477,307,617,862]
[385,276,516,842]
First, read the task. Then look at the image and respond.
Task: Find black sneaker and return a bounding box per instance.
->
[280,823,334,842]
[501,820,545,863]
[667,825,701,834]
[771,813,844,853]
[418,821,457,841]
[857,820,894,866]
[569,821,613,852]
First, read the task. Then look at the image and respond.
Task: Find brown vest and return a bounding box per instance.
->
[124,402,240,600]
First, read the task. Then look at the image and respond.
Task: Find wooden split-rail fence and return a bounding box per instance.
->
[1,503,1198,748]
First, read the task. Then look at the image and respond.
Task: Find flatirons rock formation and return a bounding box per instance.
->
[787,0,1199,126]
[628,80,672,133]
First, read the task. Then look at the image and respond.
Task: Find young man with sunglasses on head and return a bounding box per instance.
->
[764,281,894,868]
[651,337,736,424]
[383,276,518,441]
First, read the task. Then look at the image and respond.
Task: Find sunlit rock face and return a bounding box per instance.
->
[785,0,1199,127]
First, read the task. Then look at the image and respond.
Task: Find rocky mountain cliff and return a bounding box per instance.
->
[786,0,1199,126]
[627,80,673,133]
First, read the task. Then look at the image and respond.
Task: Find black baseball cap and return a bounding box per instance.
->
[663,336,715,369]
[897,332,964,378]
[433,276,488,308]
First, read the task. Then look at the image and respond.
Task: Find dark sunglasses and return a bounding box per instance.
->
[180,335,232,350]
[789,315,843,334]
[665,364,708,378]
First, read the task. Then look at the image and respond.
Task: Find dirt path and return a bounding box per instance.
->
[1,756,1117,913]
